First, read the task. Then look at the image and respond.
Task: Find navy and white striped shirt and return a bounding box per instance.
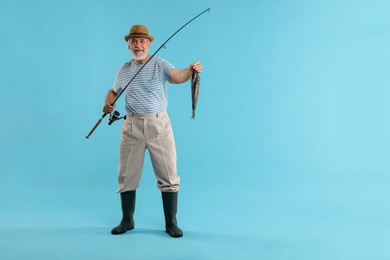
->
[112,57,174,114]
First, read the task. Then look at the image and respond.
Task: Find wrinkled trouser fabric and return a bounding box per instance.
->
[117,111,180,193]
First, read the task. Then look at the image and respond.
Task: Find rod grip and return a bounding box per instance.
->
[86,118,103,139]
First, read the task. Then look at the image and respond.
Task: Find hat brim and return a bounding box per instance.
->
[124,34,154,42]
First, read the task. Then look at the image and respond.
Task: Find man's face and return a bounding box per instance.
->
[128,38,150,60]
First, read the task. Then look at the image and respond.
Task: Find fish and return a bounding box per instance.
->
[191,70,200,120]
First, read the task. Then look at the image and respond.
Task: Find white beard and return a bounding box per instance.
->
[132,48,149,61]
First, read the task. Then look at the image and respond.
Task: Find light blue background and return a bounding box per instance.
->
[1,0,389,259]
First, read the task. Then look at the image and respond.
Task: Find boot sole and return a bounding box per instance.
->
[111,226,134,235]
[166,230,183,238]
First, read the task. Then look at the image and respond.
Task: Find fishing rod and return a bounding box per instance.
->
[86,8,211,139]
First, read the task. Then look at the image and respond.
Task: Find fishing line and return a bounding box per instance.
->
[86,8,211,139]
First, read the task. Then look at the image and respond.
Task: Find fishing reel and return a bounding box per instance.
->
[108,110,126,125]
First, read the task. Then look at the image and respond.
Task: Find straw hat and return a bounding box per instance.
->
[124,25,154,42]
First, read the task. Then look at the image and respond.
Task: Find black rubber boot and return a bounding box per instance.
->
[162,191,183,238]
[111,190,136,235]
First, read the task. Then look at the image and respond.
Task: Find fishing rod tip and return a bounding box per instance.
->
[207,8,211,12]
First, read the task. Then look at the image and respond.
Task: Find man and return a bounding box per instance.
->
[103,24,202,238]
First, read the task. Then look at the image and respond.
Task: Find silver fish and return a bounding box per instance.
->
[191,70,200,120]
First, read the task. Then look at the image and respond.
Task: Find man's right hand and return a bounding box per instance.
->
[103,102,116,114]
[103,89,118,113]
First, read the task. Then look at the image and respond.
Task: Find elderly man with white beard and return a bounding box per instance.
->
[103,25,202,238]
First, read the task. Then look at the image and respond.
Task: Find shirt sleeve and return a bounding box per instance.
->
[112,69,122,94]
[112,63,130,93]
[159,58,175,82]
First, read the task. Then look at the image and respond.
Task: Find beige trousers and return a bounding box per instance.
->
[116,111,180,193]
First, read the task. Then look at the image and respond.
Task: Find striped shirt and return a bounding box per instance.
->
[112,57,174,114]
